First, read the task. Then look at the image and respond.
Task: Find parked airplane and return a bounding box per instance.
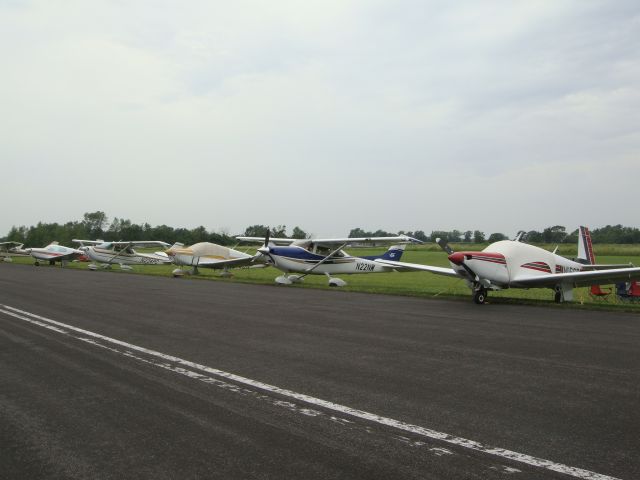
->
[25,242,85,266]
[165,242,262,277]
[376,226,640,304]
[236,233,421,286]
[73,239,172,270]
[0,241,26,262]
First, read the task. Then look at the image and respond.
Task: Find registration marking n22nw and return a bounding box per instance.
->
[0,304,620,480]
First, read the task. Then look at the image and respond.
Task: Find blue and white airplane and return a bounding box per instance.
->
[236,232,421,286]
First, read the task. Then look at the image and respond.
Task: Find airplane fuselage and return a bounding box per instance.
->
[28,245,83,263]
[267,246,397,275]
[168,242,252,267]
[86,246,171,265]
[448,240,586,289]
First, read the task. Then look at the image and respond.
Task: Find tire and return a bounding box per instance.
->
[554,290,562,303]
[473,289,487,304]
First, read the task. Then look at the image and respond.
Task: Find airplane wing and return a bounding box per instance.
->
[313,236,422,246]
[235,236,296,245]
[235,235,422,246]
[109,241,171,248]
[72,239,105,246]
[51,251,84,262]
[194,255,265,269]
[0,241,24,251]
[374,259,459,277]
[511,267,640,288]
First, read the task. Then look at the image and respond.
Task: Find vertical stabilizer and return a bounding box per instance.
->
[577,226,596,265]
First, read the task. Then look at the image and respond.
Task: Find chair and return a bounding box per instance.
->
[589,284,611,299]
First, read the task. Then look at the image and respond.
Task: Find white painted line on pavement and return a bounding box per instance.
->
[0,304,621,480]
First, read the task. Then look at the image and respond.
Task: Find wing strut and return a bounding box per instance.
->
[298,243,348,278]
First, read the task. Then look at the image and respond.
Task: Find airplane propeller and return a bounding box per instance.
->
[257,227,271,255]
[437,237,480,282]
[436,237,454,255]
[255,228,275,267]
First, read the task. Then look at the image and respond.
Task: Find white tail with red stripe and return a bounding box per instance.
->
[577,226,596,265]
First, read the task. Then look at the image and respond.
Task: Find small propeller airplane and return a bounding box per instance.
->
[236,232,421,286]
[376,226,640,304]
[0,241,27,262]
[73,239,172,270]
[165,242,263,277]
[24,242,85,266]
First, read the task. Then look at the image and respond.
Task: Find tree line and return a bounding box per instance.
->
[351,225,640,244]
[2,212,639,246]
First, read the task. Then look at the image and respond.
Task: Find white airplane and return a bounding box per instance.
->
[376,226,640,304]
[236,232,421,286]
[165,242,263,277]
[73,239,172,270]
[25,242,85,266]
[0,241,27,262]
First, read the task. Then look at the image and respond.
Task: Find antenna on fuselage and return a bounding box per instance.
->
[513,231,526,242]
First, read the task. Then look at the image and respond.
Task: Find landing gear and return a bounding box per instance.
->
[34,260,40,266]
[553,285,573,303]
[49,260,55,266]
[326,273,347,287]
[472,285,488,304]
[554,288,562,303]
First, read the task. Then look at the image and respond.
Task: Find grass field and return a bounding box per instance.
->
[4,244,640,312]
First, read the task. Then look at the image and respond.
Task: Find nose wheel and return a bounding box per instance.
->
[472,286,488,304]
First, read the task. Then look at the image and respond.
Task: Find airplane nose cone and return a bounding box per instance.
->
[448,252,466,265]
[257,246,270,255]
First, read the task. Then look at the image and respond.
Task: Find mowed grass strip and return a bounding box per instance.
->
[5,244,640,311]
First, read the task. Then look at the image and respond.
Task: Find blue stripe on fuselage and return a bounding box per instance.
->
[360,248,404,261]
[269,246,326,261]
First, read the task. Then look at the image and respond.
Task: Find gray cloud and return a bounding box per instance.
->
[1,0,638,238]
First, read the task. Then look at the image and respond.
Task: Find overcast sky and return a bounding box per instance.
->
[1,0,638,239]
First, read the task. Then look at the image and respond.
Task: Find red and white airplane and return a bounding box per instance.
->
[25,242,85,267]
[376,226,640,304]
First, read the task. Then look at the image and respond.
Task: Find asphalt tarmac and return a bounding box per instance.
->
[0,263,638,479]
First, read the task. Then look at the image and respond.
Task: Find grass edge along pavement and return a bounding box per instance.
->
[4,245,640,313]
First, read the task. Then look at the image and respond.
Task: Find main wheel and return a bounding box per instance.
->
[554,290,562,303]
[473,288,487,304]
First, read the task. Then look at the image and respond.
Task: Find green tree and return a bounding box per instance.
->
[271,225,287,238]
[542,225,566,243]
[244,225,269,237]
[82,211,108,238]
[473,230,485,243]
[291,226,308,239]
[349,228,370,238]
[488,232,507,242]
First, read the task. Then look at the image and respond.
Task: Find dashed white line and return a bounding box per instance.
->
[0,303,621,480]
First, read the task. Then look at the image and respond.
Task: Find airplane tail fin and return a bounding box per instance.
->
[379,244,406,261]
[577,226,596,265]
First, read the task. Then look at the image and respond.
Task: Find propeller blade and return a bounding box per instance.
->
[436,238,454,255]
[264,227,270,247]
[448,252,480,282]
